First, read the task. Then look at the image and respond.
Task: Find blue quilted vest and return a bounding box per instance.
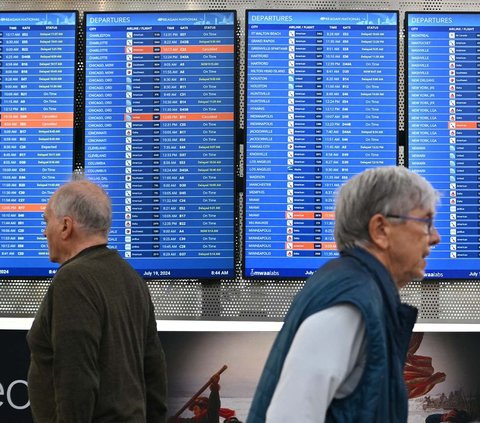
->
[247,247,417,423]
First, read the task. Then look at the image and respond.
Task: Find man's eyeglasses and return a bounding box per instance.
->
[385,214,434,235]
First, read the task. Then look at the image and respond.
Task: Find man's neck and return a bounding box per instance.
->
[358,244,401,290]
[59,236,108,264]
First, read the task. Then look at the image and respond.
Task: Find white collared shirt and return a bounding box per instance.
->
[266,303,366,423]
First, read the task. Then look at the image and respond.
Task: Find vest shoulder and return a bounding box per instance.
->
[307,255,378,289]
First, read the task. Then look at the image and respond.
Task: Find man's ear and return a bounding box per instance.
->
[60,216,74,240]
[368,213,391,250]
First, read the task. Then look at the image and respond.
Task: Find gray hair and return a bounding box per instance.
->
[334,166,439,251]
[50,178,112,237]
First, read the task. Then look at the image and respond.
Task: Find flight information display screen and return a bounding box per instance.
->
[0,11,77,277]
[245,10,398,278]
[407,12,480,279]
[84,11,236,279]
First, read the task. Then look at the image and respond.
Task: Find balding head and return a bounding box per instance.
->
[49,179,112,238]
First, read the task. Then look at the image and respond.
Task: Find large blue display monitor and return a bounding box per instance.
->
[407,12,480,279]
[0,11,77,277]
[244,10,399,278]
[84,11,236,279]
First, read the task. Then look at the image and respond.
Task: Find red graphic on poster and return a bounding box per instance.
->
[404,333,447,399]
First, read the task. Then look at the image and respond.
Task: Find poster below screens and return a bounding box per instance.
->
[0,330,479,422]
[162,331,480,422]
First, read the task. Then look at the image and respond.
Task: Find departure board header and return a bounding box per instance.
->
[407,12,480,279]
[244,10,398,278]
[84,11,236,279]
[85,12,234,26]
[248,10,397,25]
[0,11,77,277]
[407,14,480,26]
[0,11,76,24]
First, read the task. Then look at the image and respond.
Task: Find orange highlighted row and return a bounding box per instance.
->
[126,45,234,54]
[449,121,478,129]
[285,211,335,220]
[285,242,337,251]
[0,112,73,128]
[0,120,73,128]
[1,112,73,121]
[0,204,45,212]
[126,113,233,121]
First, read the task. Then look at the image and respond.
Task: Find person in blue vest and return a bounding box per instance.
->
[247,166,441,423]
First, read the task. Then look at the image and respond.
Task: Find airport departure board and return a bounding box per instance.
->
[0,11,77,277]
[84,11,236,279]
[245,10,398,278]
[407,12,480,279]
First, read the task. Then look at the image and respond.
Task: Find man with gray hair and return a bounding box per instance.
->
[27,178,168,422]
[247,166,440,423]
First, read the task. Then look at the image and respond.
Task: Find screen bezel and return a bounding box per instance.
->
[243,9,400,280]
[0,10,79,279]
[82,10,239,281]
[405,11,480,281]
